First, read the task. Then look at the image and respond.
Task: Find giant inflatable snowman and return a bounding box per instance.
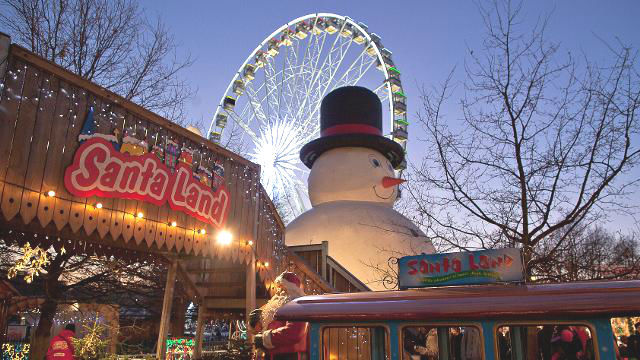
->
[286,86,435,290]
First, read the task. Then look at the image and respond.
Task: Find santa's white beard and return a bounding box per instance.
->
[260,285,305,329]
[260,294,289,330]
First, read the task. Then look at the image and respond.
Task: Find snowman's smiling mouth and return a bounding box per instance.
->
[373,185,395,200]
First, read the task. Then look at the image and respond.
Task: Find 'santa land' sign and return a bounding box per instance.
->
[398,248,524,289]
[64,138,230,228]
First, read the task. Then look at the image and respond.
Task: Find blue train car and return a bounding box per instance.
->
[276,280,640,360]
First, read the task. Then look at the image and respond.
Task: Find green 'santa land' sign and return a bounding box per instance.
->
[398,248,524,289]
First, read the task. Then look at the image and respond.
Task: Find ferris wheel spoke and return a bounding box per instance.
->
[280,40,301,119]
[244,82,270,129]
[293,18,347,122]
[280,44,294,116]
[300,32,328,103]
[226,109,259,142]
[287,19,317,112]
[302,37,355,127]
[334,47,377,89]
[299,36,355,129]
[299,47,374,131]
[263,58,282,123]
[292,18,326,113]
[236,78,267,128]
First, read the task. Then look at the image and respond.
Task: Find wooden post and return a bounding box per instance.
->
[156,259,178,360]
[246,249,257,321]
[245,194,259,343]
[0,32,10,80]
[321,241,329,282]
[0,299,8,344]
[193,303,205,359]
[246,190,259,326]
[170,296,186,337]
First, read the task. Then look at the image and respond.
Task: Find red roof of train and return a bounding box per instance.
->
[276,280,640,322]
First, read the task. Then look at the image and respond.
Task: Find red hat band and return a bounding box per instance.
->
[321,124,382,137]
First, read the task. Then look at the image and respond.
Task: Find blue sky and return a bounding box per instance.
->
[140,0,640,229]
[140,0,639,133]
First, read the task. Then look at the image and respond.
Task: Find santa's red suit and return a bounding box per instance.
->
[250,272,308,360]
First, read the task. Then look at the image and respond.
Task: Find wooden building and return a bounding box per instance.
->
[0,34,366,358]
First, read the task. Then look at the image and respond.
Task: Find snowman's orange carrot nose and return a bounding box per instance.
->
[382,177,406,188]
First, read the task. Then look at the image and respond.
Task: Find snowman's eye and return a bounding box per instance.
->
[388,163,394,171]
[370,158,381,167]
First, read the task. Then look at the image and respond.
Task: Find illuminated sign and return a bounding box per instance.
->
[398,248,524,289]
[64,138,230,228]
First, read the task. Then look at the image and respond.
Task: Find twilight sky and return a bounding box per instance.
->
[140,0,640,229]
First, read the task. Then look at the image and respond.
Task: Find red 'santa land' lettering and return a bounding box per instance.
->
[407,260,418,275]
[64,138,230,228]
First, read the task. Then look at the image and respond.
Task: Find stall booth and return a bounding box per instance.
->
[0,34,333,359]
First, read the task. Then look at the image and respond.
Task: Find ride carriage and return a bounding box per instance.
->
[275,249,640,360]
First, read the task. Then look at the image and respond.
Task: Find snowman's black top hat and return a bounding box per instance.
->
[300,86,405,169]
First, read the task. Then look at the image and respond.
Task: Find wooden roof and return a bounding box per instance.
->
[0,44,287,276]
[276,280,640,322]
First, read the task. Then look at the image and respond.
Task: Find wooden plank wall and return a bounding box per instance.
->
[0,45,286,271]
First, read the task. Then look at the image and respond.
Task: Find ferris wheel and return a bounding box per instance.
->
[207,13,408,220]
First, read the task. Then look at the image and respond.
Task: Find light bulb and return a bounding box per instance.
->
[216,230,232,245]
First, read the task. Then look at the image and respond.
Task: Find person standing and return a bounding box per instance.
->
[46,324,76,360]
[628,322,640,360]
[460,327,482,360]
[450,327,464,360]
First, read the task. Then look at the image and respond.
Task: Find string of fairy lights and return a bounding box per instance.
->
[1,181,277,277]
[1,58,289,284]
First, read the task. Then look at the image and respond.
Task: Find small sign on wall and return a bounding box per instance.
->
[398,248,524,289]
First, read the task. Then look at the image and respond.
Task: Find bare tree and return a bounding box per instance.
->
[406,0,640,279]
[534,225,640,282]
[0,240,169,359]
[0,0,194,124]
[222,119,249,156]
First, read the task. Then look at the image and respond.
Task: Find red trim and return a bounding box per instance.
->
[321,124,381,137]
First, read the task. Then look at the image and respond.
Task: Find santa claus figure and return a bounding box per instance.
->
[249,271,308,360]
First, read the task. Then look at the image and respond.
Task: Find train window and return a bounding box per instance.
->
[322,326,388,360]
[402,326,483,360]
[496,325,595,360]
